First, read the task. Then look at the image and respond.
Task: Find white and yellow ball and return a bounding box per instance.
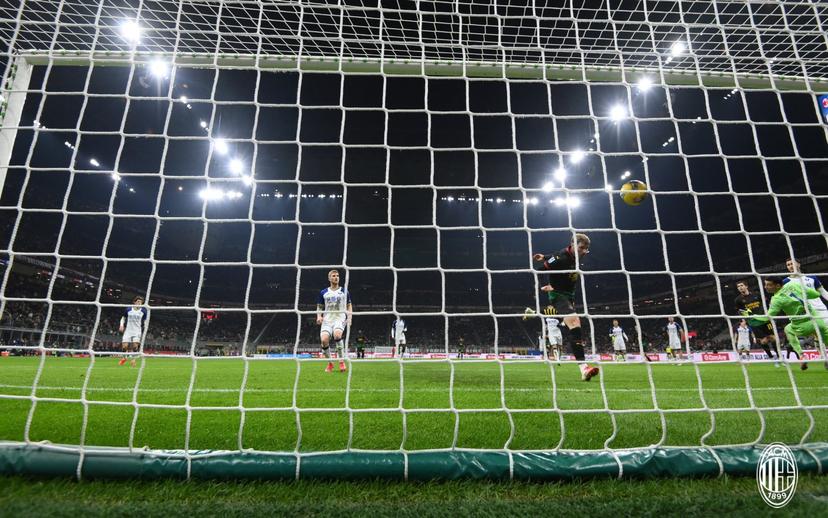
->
[619,180,648,206]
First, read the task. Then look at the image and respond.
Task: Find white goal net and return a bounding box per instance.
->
[0,0,827,480]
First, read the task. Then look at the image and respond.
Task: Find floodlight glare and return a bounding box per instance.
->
[149,59,169,78]
[230,159,244,174]
[567,197,581,208]
[553,168,567,181]
[570,150,585,164]
[241,175,253,186]
[609,104,627,122]
[120,20,141,43]
[199,187,225,201]
[637,76,653,91]
[111,173,120,181]
[542,182,555,192]
[89,158,100,167]
[214,139,229,155]
[671,41,686,56]
[179,95,188,103]
[528,197,539,206]
[605,183,613,191]
[199,120,208,129]
[446,196,454,201]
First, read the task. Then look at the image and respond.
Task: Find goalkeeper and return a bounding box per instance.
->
[757,277,828,371]
[527,233,598,381]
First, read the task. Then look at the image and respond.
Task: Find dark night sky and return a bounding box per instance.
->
[1,61,827,314]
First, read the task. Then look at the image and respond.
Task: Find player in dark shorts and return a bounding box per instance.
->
[734,280,779,364]
[530,233,598,381]
[355,331,366,359]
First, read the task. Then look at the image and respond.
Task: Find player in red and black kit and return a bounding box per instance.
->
[528,233,599,381]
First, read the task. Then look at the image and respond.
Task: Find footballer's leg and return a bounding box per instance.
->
[119,343,128,366]
[130,341,139,367]
[333,326,346,372]
[321,326,334,372]
[784,323,807,371]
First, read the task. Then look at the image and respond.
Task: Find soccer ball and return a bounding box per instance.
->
[619,180,648,206]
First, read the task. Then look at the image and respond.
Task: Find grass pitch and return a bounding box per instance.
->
[2,356,828,516]
[1,356,827,452]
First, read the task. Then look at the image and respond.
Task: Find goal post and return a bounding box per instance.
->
[2,0,828,481]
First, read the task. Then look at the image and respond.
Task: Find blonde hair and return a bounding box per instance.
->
[574,233,590,247]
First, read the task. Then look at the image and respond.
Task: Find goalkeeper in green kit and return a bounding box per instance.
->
[758,277,828,371]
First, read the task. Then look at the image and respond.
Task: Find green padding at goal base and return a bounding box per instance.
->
[1,444,826,480]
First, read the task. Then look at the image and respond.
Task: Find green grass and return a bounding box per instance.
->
[2,475,828,516]
[2,356,827,452]
[2,357,827,515]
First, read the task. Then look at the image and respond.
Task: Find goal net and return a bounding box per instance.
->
[1,0,827,481]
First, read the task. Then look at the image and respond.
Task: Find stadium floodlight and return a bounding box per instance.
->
[213,138,229,155]
[671,41,687,56]
[446,196,454,201]
[128,187,135,193]
[89,158,100,167]
[149,59,169,78]
[229,159,244,174]
[542,181,554,192]
[637,76,654,92]
[495,197,505,203]
[552,197,566,206]
[177,186,183,191]
[120,20,141,43]
[567,197,581,208]
[527,197,539,205]
[226,190,243,200]
[570,150,585,163]
[553,168,567,181]
[241,175,252,186]
[179,95,188,103]
[605,183,613,191]
[609,104,627,122]
[622,171,631,179]
[110,172,120,181]
[199,187,225,201]
[200,120,208,129]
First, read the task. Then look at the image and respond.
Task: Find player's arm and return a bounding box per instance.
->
[316,290,324,325]
[346,291,352,326]
[757,295,781,322]
[118,310,126,333]
[733,297,748,317]
[141,307,148,331]
[815,279,828,301]
[623,331,629,342]
[535,251,564,291]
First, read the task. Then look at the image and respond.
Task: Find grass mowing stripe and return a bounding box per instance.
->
[1,475,828,516]
[2,383,826,393]
[1,357,826,453]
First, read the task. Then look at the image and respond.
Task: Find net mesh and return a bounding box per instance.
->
[0,0,827,480]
